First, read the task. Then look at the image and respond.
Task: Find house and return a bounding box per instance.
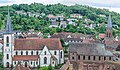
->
[70,14,82,18]
[47,14,57,22]
[59,21,67,28]
[57,15,64,21]
[2,9,64,68]
[49,21,59,28]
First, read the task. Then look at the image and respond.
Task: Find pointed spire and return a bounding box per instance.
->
[4,6,13,33]
[107,13,112,29]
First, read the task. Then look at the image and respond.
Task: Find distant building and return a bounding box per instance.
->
[47,14,57,22]
[49,21,59,28]
[70,14,82,18]
[2,9,64,68]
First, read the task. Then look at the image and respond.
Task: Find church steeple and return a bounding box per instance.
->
[106,13,112,38]
[107,13,112,29]
[4,7,13,34]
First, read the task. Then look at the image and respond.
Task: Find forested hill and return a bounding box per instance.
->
[0,3,120,36]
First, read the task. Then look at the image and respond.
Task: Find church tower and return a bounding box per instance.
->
[106,13,112,38]
[3,7,14,68]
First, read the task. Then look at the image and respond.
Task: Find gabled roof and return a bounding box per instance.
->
[69,43,113,56]
[14,38,63,50]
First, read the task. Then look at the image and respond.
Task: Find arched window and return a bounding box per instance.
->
[44,51,46,55]
[6,62,9,68]
[36,51,39,55]
[16,51,18,55]
[21,51,23,55]
[31,51,33,55]
[26,51,28,55]
[44,57,47,64]
[54,51,57,55]
[6,36,9,43]
[7,54,9,59]
[6,36,9,46]
[61,51,62,58]
[78,55,80,60]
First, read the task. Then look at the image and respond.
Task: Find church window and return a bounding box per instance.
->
[21,51,23,55]
[14,62,16,64]
[99,56,101,60]
[109,57,111,60]
[7,54,9,59]
[44,57,47,64]
[6,36,9,46]
[26,51,28,55]
[93,56,95,60]
[44,51,46,55]
[16,51,18,55]
[78,55,80,60]
[72,57,74,60]
[88,56,90,60]
[54,51,57,55]
[104,56,106,60]
[31,51,33,55]
[83,56,85,60]
[36,51,39,55]
[61,51,62,58]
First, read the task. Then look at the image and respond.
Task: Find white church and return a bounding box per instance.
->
[1,9,64,68]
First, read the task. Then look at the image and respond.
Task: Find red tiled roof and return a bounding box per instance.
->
[13,63,31,70]
[99,34,106,39]
[13,55,39,61]
[14,38,63,50]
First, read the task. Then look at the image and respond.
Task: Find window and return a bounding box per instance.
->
[31,51,33,55]
[93,56,95,60]
[99,56,101,60]
[88,56,90,60]
[78,55,80,60]
[44,57,47,64]
[109,57,111,60]
[83,56,85,60]
[16,51,18,55]
[72,57,74,60]
[7,54,9,59]
[6,36,9,46]
[21,51,23,55]
[26,51,28,55]
[14,62,16,64]
[36,51,39,55]
[104,56,106,60]
[44,51,46,55]
[61,51,62,58]
[31,61,32,65]
[54,51,57,55]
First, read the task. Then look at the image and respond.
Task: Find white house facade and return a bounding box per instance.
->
[2,9,64,68]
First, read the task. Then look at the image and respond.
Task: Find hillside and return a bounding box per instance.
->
[0,3,120,36]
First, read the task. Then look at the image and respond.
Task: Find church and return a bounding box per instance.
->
[2,9,64,68]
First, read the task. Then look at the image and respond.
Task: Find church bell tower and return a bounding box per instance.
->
[3,7,14,68]
[106,13,112,38]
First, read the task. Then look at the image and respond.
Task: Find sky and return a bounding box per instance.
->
[0,0,120,13]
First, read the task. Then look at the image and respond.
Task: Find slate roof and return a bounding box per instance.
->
[69,43,113,56]
[106,13,112,29]
[14,38,63,50]
[4,7,13,34]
